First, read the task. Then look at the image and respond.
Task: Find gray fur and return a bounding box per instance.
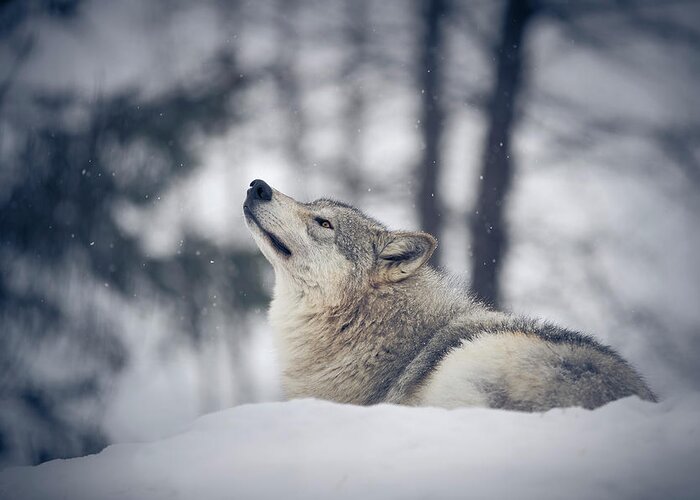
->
[243,182,657,411]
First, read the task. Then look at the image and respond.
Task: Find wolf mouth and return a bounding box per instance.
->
[243,205,292,257]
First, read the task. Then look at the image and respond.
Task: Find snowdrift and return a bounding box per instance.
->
[2,396,699,500]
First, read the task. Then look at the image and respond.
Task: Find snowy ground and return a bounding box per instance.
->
[2,395,700,500]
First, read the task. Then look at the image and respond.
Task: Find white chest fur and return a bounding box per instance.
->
[268,284,377,404]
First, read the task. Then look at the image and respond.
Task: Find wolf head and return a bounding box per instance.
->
[243,179,436,297]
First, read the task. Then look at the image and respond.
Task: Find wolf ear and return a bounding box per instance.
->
[375,231,437,283]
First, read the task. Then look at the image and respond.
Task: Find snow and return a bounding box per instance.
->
[2,396,700,500]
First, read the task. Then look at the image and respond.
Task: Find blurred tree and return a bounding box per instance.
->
[468,0,700,308]
[0,0,82,35]
[341,0,369,202]
[417,0,447,266]
[275,0,310,196]
[0,41,268,465]
[469,0,535,307]
[146,238,268,408]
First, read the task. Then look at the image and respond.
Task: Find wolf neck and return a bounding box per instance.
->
[268,267,474,404]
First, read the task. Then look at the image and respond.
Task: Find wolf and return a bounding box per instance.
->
[243,179,656,411]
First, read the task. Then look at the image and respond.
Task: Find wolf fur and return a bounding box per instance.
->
[243,179,656,411]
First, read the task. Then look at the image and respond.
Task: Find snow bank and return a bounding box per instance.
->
[2,396,699,500]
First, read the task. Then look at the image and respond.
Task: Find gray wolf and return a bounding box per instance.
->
[243,179,656,410]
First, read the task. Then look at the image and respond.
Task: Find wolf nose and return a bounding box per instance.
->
[248,179,272,202]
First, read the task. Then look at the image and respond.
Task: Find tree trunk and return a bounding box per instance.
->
[341,0,368,203]
[275,0,308,197]
[469,0,534,307]
[417,0,446,265]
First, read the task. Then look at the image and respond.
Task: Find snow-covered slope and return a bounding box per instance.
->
[2,396,699,500]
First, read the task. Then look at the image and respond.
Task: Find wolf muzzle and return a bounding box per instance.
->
[243,179,293,257]
[246,179,273,205]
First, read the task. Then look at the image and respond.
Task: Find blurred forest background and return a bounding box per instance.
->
[1,0,699,468]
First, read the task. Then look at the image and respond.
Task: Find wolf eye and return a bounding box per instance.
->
[315,217,333,230]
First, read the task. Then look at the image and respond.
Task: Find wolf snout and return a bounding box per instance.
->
[246,179,273,204]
